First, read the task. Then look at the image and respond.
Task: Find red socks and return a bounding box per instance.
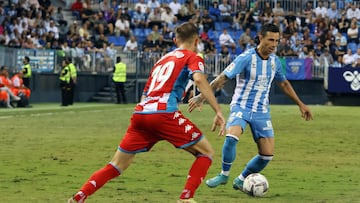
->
[180,155,212,199]
[75,163,120,199]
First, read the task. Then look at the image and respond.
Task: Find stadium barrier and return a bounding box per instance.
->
[0,46,326,80]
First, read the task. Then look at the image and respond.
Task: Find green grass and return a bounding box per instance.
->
[0,103,359,203]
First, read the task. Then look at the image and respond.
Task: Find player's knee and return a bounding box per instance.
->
[201,147,215,159]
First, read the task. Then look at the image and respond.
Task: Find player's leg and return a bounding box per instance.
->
[158,111,212,202]
[178,137,214,202]
[233,113,274,191]
[206,108,249,188]
[69,150,134,203]
[68,114,156,203]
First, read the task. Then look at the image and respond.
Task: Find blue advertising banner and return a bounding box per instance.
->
[285,58,313,80]
[16,49,55,73]
[328,67,360,93]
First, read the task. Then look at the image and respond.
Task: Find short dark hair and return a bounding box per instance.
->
[260,23,280,37]
[116,56,121,62]
[24,56,30,62]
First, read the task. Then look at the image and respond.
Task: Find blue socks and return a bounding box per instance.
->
[221,135,238,173]
[241,154,273,178]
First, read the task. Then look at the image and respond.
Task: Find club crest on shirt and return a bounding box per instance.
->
[271,59,275,70]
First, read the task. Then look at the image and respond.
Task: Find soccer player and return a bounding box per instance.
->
[67,22,226,203]
[188,23,313,192]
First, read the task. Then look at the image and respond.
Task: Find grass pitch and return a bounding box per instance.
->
[0,103,359,203]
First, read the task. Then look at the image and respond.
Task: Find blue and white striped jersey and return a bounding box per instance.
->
[223,48,286,113]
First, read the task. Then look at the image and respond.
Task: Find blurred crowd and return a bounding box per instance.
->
[0,0,359,71]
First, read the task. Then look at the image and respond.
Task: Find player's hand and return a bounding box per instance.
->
[212,112,226,136]
[299,105,313,121]
[188,95,204,112]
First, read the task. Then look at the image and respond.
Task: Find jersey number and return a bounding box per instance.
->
[148,61,175,93]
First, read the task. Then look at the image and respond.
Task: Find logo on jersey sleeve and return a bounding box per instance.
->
[225,62,235,73]
[198,62,205,72]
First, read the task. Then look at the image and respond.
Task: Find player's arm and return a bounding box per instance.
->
[276,80,313,121]
[192,71,225,136]
[188,72,228,110]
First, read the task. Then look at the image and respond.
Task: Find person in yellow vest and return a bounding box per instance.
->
[67,58,77,105]
[112,56,127,104]
[22,56,31,88]
[59,59,71,106]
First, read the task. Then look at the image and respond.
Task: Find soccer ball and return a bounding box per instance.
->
[243,173,269,197]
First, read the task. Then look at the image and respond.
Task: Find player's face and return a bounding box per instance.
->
[260,32,280,55]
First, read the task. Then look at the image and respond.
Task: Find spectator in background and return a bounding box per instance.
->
[147,0,160,12]
[149,24,160,41]
[161,6,175,26]
[353,48,360,62]
[46,20,59,40]
[332,55,344,68]
[331,38,346,60]
[277,37,293,56]
[343,49,355,66]
[71,0,83,20]
[201,9,214,31]
[238,27,251,50]
[94,11,114,35]
[219,28,236,53]
[209,1,221,21]
[177,0,195,22]
[261,1,273,24]
[272,2,285,23]
[169,0,181,16]
[61,41,71,58]
[147,7,163,29]
[114,15,131,39]
[319,48,334,70]
[335,32,347,47]
[94,34,107,49]
[219,0,233,23]
[338,14,350,34]
[156,35,170,53]
[123,35,138,52]
[99,0,110,13]
[80,0,95,24]
[161,24,174,45]
[347,20,359,44]
[232,12,243,31]
[53,7,67,26]
[328,2,340,20]
[142,34,157,52]
[291,38,303,55]
[79,20,91,41]
[346,4,360,20]
[314,2,328,18]
[132,5,147,28]
[135,0,148,14]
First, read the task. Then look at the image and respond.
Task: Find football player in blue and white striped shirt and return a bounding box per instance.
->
[188,23,313,192]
